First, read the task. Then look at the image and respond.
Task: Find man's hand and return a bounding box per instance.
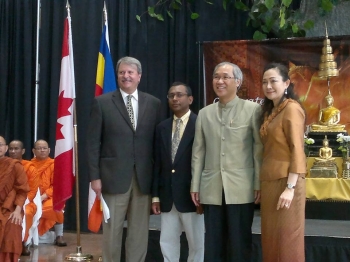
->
[91,179,102,200]
[191,192,200,206]
[152,202,161,215]
[9,206,22,225]
[254,190,261,204]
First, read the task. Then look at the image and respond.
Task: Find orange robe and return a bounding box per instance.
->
[21,160,39,242]
[0,157,29,262]
[31,157,64,236]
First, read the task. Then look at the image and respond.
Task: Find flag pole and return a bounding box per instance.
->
[65,97,92,261]
[64,1,92,261]
[34,0,41,142]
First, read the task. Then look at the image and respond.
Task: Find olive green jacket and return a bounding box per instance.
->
[191,96,262,205]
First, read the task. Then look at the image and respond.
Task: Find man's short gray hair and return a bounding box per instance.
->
[116,56,142,74]
[213,62,243,89]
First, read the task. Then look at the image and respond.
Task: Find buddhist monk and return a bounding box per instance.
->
[31,139,66,246]
[0,136,29,262]
[8,140,39,256]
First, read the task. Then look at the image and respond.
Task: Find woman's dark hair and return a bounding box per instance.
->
[261,62,303,120]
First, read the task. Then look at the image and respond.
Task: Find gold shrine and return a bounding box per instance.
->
[310,23,345,132]
[308,23,349,179]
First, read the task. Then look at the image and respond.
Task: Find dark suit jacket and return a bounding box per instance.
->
[87,89,161,194]
[152,112,197,213]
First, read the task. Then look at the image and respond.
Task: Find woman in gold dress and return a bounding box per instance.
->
[260,63,306,261]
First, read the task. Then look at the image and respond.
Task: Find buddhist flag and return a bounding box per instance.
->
[88,18,116,233]
[94,20,117,95]
[53,13,75,211]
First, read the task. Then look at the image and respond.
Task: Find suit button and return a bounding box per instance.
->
[172,169,175,173]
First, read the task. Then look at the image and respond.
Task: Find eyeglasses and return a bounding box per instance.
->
[34,147,49,151]
[213,76,235,81]
[167,93,189,99]
[0,143,6,147]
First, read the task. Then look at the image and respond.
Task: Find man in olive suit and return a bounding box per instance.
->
[191,62,263,262]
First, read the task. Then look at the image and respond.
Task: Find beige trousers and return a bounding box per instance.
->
[102,173,151,262]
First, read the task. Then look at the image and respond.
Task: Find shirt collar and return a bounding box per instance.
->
[218,95,239,109]
[119,88,139,101]
[174,109,191,122]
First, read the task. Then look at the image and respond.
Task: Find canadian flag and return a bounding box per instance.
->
[88,14,115,233]
[53,14,75,211]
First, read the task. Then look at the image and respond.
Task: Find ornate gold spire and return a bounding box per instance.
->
[318,21,339,79]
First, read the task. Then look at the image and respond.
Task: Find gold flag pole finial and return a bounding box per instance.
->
[66,0,70,11]
[103,1,108,23]
[66,0,71,17]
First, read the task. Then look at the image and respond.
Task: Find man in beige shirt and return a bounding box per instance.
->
[191,62,263,261]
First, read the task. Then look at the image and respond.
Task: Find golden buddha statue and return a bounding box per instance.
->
[314,136,335,164]
[310,136,338,178]
[311,93,345,132]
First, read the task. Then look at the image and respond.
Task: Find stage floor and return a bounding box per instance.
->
[251,210,350,238]
[19,211,350,262]
[150,210,350,238]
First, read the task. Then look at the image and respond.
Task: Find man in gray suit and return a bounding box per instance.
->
[87,56,161,262]
[191,62,263,261]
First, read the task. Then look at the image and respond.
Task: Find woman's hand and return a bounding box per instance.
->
[277,188,294,210]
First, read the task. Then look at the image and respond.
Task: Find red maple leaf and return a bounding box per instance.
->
[56,90,73,140]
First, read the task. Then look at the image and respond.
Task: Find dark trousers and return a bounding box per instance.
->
[203,192,255,262]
